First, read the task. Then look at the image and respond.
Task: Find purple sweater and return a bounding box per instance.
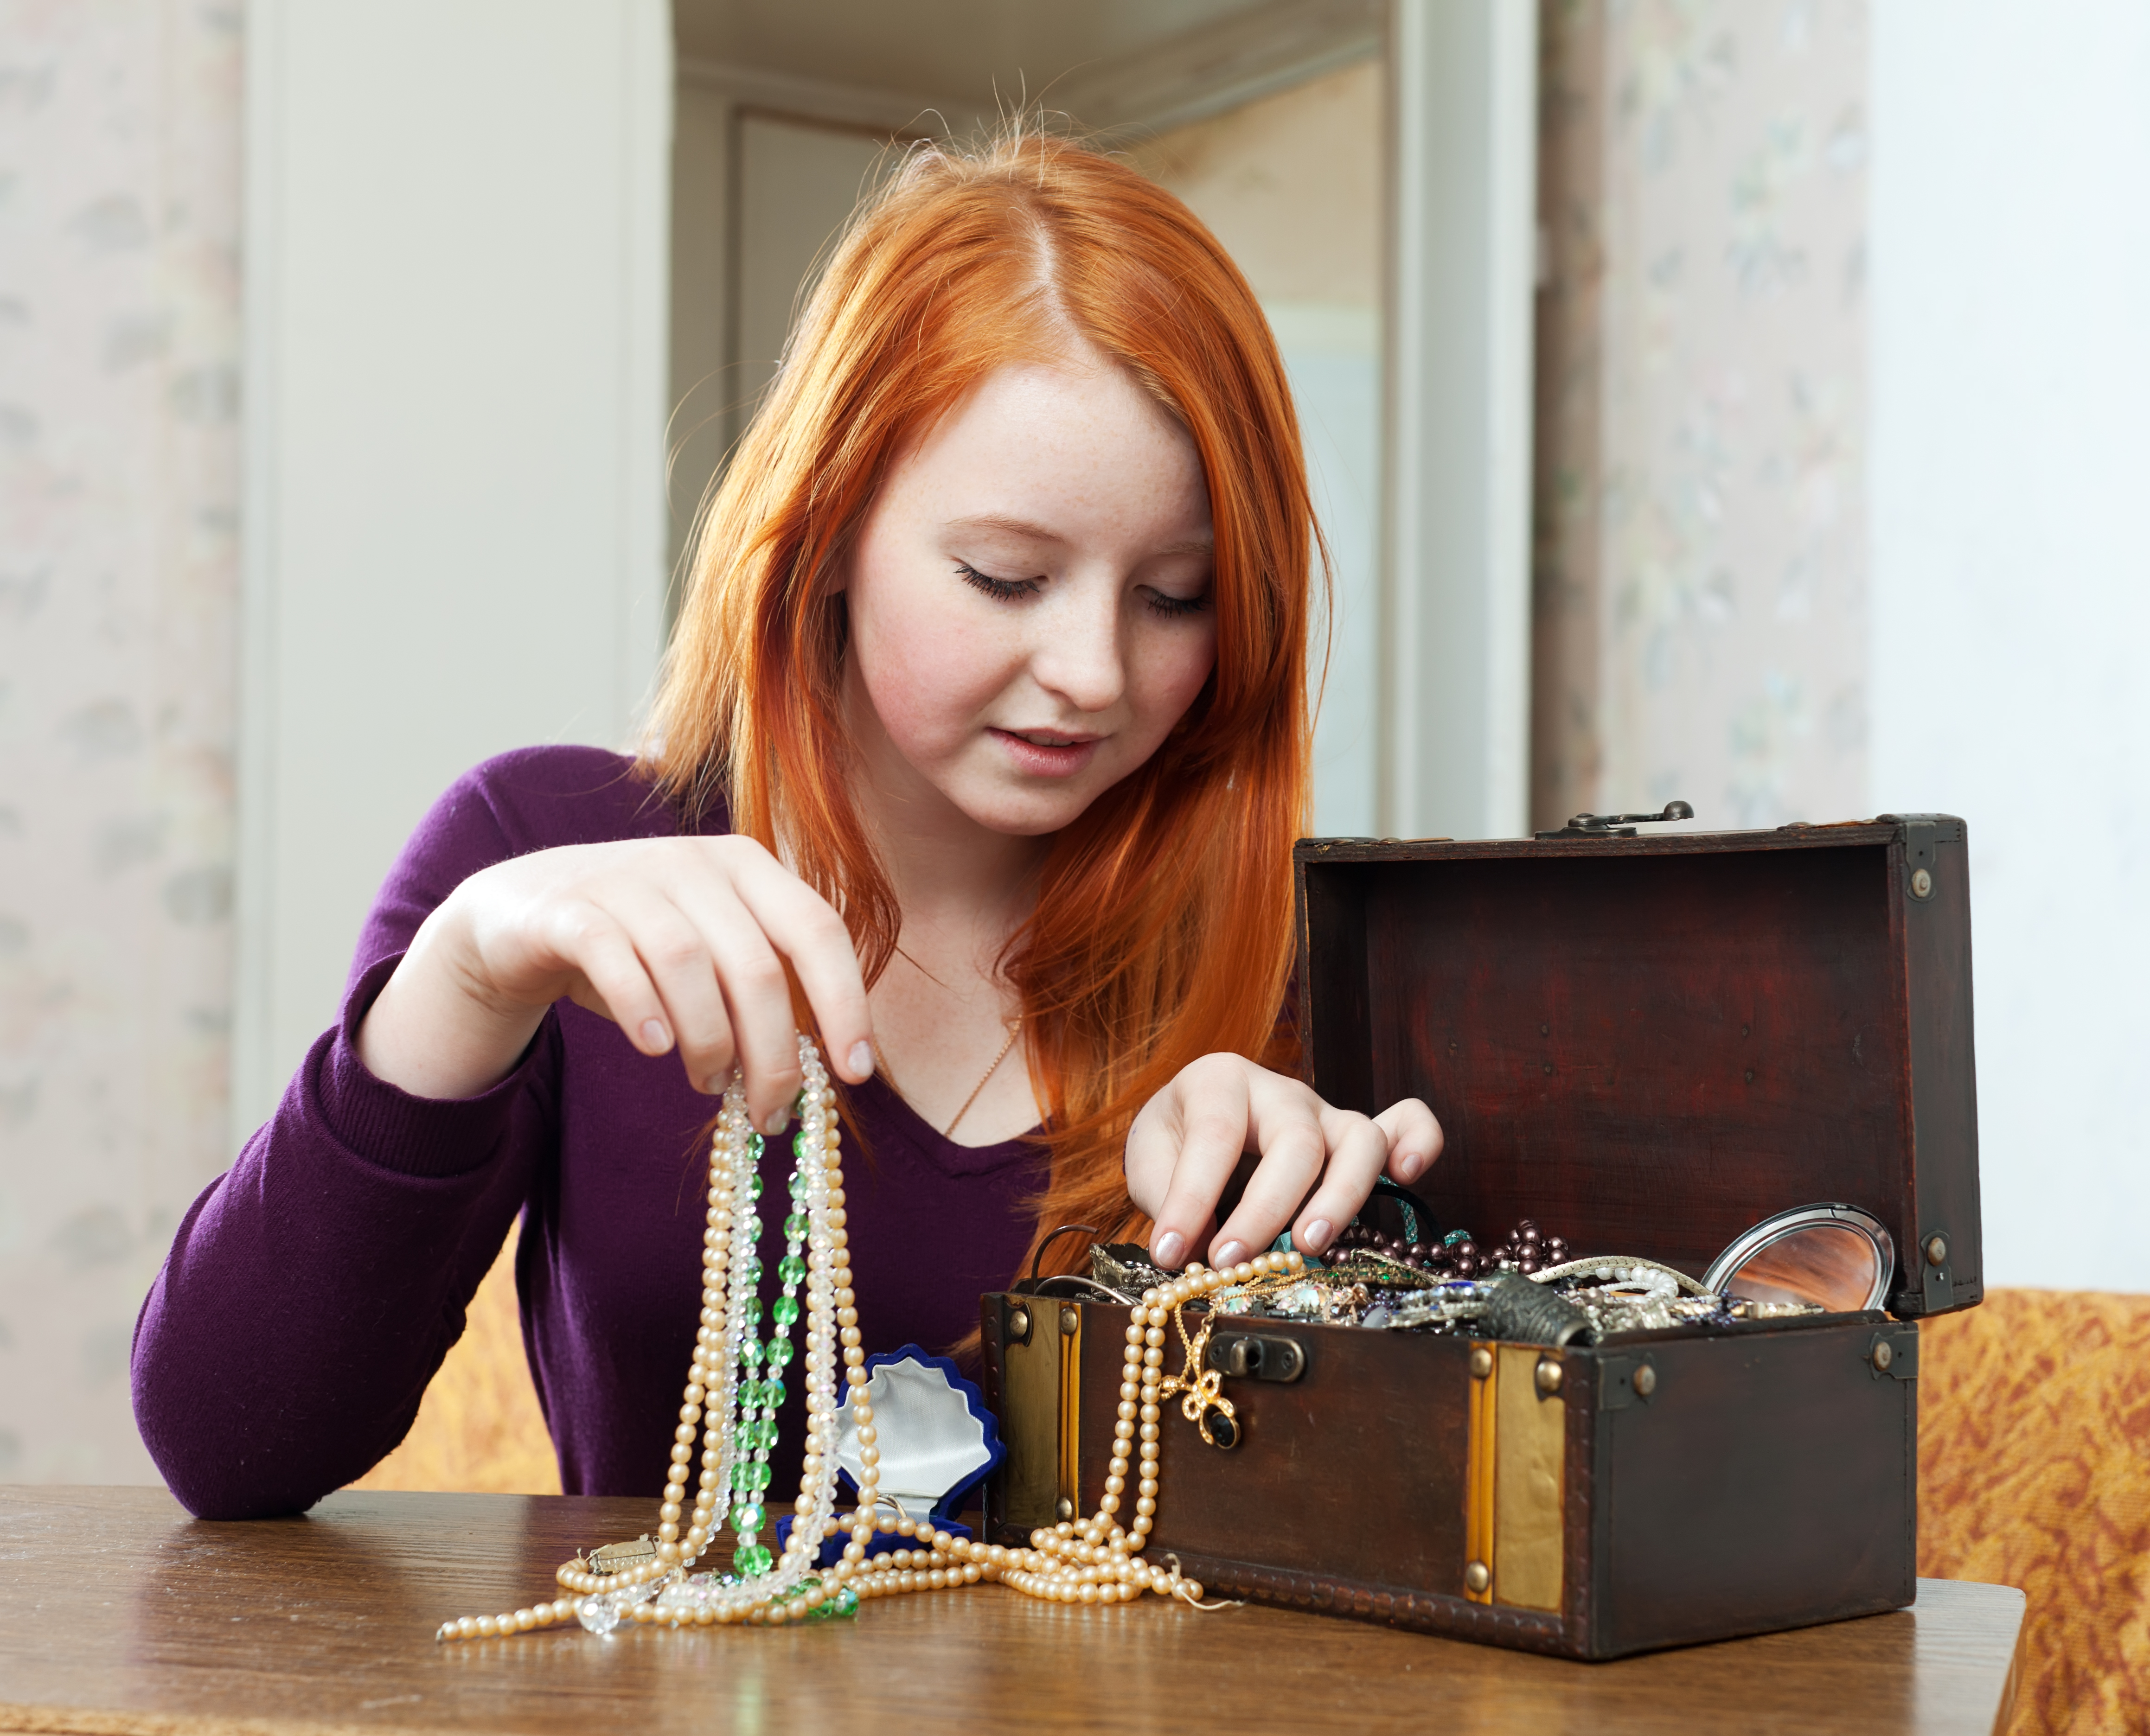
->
[132,747,1049,1519]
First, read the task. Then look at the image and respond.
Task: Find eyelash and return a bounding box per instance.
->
[954,562,1211,619]
[954,561,1040,602]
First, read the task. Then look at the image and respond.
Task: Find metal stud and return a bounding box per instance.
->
[1632,1363,1657,1398]
[1469,1347,1494,1380]
[1535,1356,1563,1397]
[1055,1497,1075,1521]
[1925,1234,1949,1267]
[1007,1307,1031,1343]
[1464,1560,1491,1595]
[1911,867,1934,900]
[1871,1340,1895,1373]
[1060,1306,1081,1336]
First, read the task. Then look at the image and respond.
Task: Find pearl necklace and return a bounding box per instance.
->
[435,1033,1304,1640]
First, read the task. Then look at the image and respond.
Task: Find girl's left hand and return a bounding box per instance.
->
[1124,1053,1442,1270]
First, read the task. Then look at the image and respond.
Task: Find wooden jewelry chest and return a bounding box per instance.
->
[979,814,1979,1658]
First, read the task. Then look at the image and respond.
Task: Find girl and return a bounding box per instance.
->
[133,133,1439,1519]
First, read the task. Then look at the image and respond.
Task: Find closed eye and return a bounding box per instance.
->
[1142,587,1210,619]
[955,561,1042,601]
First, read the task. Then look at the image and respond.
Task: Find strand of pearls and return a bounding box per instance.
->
[436,1034,865,1639]
[434,1031,1303,1640]
[739,1251,1307,1615]
[982,1249,1302,1606]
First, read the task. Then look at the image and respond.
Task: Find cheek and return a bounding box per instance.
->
[1127,622,1219,733]
[850,571,1022,755]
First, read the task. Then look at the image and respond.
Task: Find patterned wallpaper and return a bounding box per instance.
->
[0,0,242,1481]
[1533,0,1869,831]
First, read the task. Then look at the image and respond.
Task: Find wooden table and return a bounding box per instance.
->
[0,1487,2023,1735]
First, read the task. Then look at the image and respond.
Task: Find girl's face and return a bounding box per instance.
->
[842,354,1217,842]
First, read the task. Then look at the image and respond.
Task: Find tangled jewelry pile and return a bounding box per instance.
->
[435,1032,1302,1641]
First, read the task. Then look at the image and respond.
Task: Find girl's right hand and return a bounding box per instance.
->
[355,836,876,1130]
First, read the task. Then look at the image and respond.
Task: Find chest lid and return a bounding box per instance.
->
[1292,815,1980,1317]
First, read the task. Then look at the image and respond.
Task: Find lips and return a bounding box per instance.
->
[990,727,1101,778]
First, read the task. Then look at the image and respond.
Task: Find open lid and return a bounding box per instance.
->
[1292,815,1981,1317]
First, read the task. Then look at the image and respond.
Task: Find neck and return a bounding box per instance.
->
[870,787,1046,950]
[841,680,1047,965]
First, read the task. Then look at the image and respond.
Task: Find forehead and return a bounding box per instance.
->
[889,357,1212,540]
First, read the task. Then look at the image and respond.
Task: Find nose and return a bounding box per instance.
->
[1029,574,1127,714]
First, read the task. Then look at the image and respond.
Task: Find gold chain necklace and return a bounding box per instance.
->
[434,1031,1303,1639]
[873,1014,1022,1138]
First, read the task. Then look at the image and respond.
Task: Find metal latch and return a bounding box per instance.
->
[1536,800,1694,841]
[1206,1332,1307,1383]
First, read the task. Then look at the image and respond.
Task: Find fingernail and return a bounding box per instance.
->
[849,1040,875,1079]
[704,1073,728,1095]
[1395,1151,1426,1181]
[765,1108,791,1135]
[1304,1218,1334,1253]
[1214,1241,1249,1270]
[640,1019,671,1053]
[1153,1231,1186,1270]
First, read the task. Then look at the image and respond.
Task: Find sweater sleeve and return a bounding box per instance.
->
[131,754,585,1519]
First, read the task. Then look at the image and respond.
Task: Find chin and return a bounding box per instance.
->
[973,806,1088,839]
[958,788,1101,838]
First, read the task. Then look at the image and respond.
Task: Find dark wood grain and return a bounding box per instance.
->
[1020,1301,1915,1659]
[1291,819,1980,1314]
[0,1487,2021,1736]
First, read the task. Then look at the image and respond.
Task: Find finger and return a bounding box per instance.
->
[1290,1111,1395,1258]
[598,883,736,1094]
[1208,1090,1330,1269]
[693,882,810,1134]
[713,840,876,1085]
[1121,1093,1180,1221]
[1374,1098,1443,1184]
[542,901,672,1056]
[1146,1058,1253,1271]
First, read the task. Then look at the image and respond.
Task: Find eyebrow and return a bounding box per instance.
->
[947,513,1214,558]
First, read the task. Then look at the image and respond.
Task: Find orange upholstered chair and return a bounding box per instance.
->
[1919,1289,2150,1735]
[361,1261,2146,1729]
[353,1238,559,1497]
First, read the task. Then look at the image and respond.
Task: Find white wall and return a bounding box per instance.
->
[1871,1,2150,1291]
[1276,306,1383,838]
[1384,0,1536,840]
[234,0,673,1138]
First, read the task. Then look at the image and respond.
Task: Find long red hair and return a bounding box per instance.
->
[646,131,1319,1276]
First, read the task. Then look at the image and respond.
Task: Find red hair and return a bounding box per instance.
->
[647,131,1318,1276]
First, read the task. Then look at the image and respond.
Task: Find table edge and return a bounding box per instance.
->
[0,1707,445,1736]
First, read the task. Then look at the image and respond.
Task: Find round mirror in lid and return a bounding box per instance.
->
[1703,1204,1896,1314]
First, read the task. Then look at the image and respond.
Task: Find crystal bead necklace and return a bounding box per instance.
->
[435,1032,1303,1640]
